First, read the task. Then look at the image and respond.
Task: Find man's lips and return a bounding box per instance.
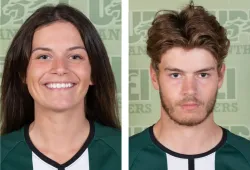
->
[180,103,199,110]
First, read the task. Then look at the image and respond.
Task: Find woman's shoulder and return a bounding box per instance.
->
[91,122,121,155]
[93,121,121,139]
[1,127,26,163]
[1,126,25,146]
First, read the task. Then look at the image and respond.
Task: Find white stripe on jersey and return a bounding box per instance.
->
[166,154,188,170]
[32,152,57,170]
[194,152,215,170]
[32,148,89,170]
[67,149,89,170]
[166,152,216,170]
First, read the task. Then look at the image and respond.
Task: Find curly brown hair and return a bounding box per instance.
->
[147,2,230,72]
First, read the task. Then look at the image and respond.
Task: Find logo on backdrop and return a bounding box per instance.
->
[129,9,250,56]
[212,10,250,43]
[89,0,121,41]
[110,56,121,110]
[129,11,155,56]
[0,0,70,40]
[129,69,152,114]
[215,68,238,113]
[211,10,250,55]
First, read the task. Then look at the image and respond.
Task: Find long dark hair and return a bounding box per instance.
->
[0,4,120,135]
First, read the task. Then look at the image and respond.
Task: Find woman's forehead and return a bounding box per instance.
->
[32,21,84,49]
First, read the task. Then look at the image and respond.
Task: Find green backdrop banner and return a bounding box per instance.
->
[129,0,250,139]
[0,0,121,117]
[1,0,250,140]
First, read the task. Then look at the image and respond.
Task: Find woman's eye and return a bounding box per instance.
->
[70,55,82,60]
[38,55,50,60]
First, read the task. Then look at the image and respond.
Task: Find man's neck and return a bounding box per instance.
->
[153,112,223,155]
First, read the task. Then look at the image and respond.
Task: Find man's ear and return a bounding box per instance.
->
[218,63,226,89]
[150,64,159,90]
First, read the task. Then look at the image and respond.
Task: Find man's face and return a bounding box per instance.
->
[150,47,225,126]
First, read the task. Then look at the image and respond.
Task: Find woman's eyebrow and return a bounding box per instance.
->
[31,46,86,53]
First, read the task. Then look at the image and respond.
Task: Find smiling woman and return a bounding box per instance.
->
[0,3,120,170]
[27,21,93,113]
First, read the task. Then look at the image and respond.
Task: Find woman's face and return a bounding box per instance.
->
[26,21,92,112]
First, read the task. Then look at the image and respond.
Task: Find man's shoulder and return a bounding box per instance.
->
[129,127,152,151]
[129,127,153,166]
[226,128,250,148]
[226,128,250,161]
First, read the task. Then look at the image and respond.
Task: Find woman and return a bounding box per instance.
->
[0,3,121,170]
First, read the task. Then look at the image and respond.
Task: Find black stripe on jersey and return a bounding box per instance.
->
[149,125,227,159]
[24,121,95,169]
[58,167,65,170]
[188,159,194,170]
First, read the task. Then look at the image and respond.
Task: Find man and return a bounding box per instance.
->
[129,2,250,170]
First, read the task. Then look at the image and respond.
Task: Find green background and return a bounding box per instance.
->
[1,0,250,140]
[129,0,250,139]
[0,0,121,119]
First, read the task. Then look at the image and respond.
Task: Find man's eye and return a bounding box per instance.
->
[199,73,209,78]
[170,73,181,78]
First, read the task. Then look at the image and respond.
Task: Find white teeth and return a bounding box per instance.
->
[46,83,74,89]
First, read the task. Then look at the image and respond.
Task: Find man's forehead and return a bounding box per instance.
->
[160,47,217,71]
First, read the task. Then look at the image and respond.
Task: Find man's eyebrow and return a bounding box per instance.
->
[164,67,184,72]
[31,46,86,53]
[164,67,216,73]
[195,67,216,73]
